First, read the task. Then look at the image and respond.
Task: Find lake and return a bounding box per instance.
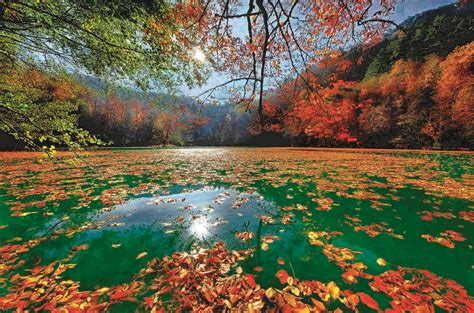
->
[0,148,472,311]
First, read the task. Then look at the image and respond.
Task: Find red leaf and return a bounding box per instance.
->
[358,292,380,310]
[276,269,290,284]
[245,274,257,287]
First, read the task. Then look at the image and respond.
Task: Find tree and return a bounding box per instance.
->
[183,0,402,123]
[152,107,189,146]
[0,67,103,153]
[432,42,473,148]
[0,0,205,88]
[0,0,205,152]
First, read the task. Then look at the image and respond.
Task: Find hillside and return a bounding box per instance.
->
[344,3,474,81]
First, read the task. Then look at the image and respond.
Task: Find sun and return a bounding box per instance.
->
[193,47,206,63]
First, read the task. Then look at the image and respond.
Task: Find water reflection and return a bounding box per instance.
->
[189,216,210,239]
[92,186,276,243]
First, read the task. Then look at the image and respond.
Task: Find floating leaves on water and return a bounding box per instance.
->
[11,211,37,217]
[0,149,472,311]
[235,231,254,242]
[420,210,456,221]
[314,197,334,211]
[358,292,380,310]
[370,267,473,311]
[422,230,465,249]
[259,215,275,224]
[265,287,275,299]
[308,231,325,246]
[459,211,474,222]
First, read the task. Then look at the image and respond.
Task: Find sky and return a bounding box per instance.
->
[182,0,456,98]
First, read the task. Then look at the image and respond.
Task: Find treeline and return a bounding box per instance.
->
[260,42,473,149]
[79,94,251,147]
[0,68,252,149]
[256,4,473,149]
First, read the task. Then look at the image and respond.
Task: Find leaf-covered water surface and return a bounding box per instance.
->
[0,148,472,311]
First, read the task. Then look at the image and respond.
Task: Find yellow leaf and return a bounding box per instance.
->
[95,287,110,295]
[321,293,331,302]
[327,281,340,299]
[309,239,325,246]
[376,258,387,266]
[265,287,275,299]
[290,286,300,296]
[112,244,122,248]
[284,292,297,307]
[287,276,294,286]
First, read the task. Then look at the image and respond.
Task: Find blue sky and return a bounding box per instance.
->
[183,0,456,97]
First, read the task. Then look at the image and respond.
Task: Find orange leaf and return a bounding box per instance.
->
[276,269,290,284]
[311,298,325,311]
[358,292,380,310]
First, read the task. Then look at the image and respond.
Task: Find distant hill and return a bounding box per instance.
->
[343,3,474,81]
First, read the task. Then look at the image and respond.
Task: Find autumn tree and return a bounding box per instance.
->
[182,0,402,123]
[431,42,474,148]
[153,107,190,146]
[256,38,472,149]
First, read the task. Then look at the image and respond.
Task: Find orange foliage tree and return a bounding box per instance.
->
[431,42,474,146]
[178,0,402,123]
[253,42,472,148]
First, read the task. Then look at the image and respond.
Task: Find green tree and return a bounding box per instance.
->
[0,67,104,153]
[0,0,205,151]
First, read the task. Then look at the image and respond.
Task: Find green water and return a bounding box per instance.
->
[0,148,472,310]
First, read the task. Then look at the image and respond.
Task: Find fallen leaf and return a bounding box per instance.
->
[358,292,380,310]
[265,287,275,299]
[276,269,290,284]
[327,281,340,299]
[136,252,148,260]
